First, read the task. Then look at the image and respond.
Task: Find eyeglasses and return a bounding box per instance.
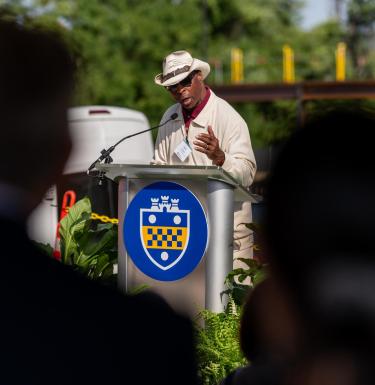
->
[165,71,199,93]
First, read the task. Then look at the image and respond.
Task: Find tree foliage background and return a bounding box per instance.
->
[1,0,374,147]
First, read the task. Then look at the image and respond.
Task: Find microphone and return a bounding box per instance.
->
[87,112,178,173]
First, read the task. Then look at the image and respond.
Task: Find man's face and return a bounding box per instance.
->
[166,70,205,110]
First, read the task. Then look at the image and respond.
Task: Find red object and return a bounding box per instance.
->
[53,190,76,260]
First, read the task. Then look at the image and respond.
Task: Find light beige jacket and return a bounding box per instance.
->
[152,90,256,255]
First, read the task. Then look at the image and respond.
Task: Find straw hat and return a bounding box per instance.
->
[154,50,210,87]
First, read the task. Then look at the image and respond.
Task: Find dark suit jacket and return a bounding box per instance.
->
[0,217,197,385]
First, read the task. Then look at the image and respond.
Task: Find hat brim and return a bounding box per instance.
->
[154,58,210,87]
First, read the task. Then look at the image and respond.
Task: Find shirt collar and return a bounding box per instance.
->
[190,88,217,129]
[182,86,211,127]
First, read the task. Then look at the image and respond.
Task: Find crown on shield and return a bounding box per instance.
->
[170,198,180,211]
[151,198,159,211]
[160,196,171,211]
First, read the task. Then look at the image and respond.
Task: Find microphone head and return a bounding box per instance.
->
[170,113,178,120]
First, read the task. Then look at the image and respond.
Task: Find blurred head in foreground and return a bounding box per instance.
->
[0,18,75,215]
[265,107,375,385]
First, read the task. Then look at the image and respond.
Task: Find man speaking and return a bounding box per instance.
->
[152,50,256,265]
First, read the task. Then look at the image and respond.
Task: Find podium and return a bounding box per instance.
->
[96,163,260,314]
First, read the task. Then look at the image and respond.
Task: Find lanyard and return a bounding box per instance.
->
[181,125,191,147]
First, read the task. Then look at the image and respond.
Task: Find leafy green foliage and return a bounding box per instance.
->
[2,0,374,149]
[224,257,267,306]
[295,20,346,81]
[195,298,247,385]
[347,0,375,78]
[59,197,117,282]
[4,0,374,149]
[221,221,268,305]
[0,0,309,148]
[196,218,268,385]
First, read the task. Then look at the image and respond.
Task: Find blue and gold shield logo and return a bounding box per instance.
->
[140,196,190,270]
[124,181,208,281]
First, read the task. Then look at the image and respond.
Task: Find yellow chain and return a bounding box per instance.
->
[63,207,119,224]
[91,212,119,224]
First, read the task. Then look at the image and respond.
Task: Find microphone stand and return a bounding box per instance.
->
[87,113,178,185]
[96,152,113,186]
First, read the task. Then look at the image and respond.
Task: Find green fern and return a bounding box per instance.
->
[195,298,247,385]
[195,250,268,385]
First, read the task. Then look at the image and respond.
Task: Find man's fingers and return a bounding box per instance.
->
[196,133,210,141]
[193,139,207,150]
[194,127,219,158]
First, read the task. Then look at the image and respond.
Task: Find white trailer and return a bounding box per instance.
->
[27,105,154,246]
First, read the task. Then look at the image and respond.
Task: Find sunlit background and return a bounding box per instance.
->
[2,0,374,150]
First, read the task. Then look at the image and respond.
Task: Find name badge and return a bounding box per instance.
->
[174,139,192,162]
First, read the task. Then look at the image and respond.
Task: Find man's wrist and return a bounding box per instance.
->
[213,151,225,167]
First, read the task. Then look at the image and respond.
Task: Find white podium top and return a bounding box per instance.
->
[95,163,262,203]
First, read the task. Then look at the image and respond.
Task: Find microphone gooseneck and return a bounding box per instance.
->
[87,112,178,173]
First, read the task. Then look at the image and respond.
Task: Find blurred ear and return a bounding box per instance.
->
[196,71,203,82]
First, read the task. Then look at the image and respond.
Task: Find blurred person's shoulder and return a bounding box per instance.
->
[1,218,187,326]
[0,217,197,385]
